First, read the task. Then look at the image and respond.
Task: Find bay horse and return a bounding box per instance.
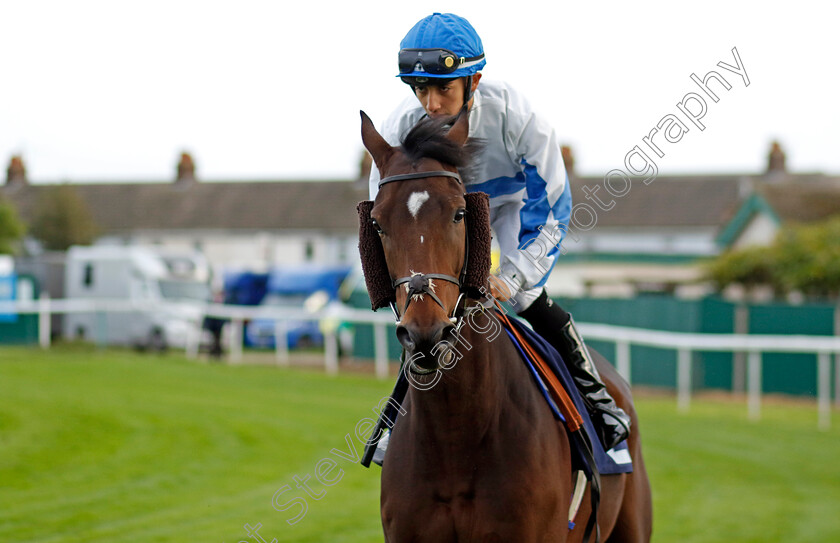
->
[358,109,652,542]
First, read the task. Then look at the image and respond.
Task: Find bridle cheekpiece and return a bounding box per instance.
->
[377,169,469,326]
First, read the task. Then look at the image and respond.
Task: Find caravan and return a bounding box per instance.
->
[64,246,212,350]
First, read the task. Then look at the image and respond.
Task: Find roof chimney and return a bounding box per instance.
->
[561,145,575,178]
[175,152,197,186]
[767,141,786,175]
[5,155,27,188]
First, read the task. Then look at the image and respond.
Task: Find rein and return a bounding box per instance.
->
[378,169,470,325]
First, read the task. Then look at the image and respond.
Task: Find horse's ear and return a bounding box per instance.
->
[361,111,393,169]
[446,106,470,146]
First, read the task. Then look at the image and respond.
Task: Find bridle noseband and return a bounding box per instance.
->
[378,169,470,325]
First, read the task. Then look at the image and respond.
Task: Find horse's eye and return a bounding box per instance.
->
[453,209,466,223]
[371,218,384,235]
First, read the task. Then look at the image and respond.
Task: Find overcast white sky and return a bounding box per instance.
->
[1,1,837,183]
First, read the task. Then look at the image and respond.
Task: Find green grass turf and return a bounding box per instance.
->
[1,345,838,542]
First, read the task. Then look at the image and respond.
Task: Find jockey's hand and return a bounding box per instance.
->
[488,275,513,302]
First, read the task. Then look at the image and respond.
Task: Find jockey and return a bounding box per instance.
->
[368,13,630,452]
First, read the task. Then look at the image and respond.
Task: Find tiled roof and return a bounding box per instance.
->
[758,179,840,223]
[4,171,839,236]
[569,174,743,228]
[3,179,370,233]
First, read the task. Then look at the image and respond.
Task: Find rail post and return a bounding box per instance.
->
[835,353,840,409]
[616,340,631,385]
[747,351,762,421]
[229,318,243,363]
[374,322,389,379]
[677,348,692,412]
[38,293,51,349]
[817,352,831,430]
[274,319,289,366]
[324,329,339,376]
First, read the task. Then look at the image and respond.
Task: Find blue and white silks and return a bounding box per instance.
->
[369,80,572,309]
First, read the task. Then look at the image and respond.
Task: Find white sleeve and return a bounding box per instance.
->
[494,93,571,294]
[368,160,381,200]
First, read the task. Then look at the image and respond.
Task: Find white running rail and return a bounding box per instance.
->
[2,297,837,429]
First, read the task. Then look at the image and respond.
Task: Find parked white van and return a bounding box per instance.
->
[64,246,212,350]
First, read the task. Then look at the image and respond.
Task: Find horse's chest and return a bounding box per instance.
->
[383,488,546,542]
[383,464,560,541]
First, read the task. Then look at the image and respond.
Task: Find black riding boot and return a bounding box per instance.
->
[519,291,631,451]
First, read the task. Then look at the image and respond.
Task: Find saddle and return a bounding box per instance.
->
[498,310,633,477]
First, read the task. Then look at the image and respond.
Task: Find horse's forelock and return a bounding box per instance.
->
[401,115,481,168]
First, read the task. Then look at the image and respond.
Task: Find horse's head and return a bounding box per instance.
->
[358,110,491,365]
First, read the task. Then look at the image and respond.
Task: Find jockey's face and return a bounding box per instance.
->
[413,73,481,118]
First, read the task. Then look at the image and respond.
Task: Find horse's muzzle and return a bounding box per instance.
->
[396,322,456,368]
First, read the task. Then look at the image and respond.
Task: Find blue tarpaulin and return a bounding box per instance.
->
[267,266,351,298]
[0,273,17,323]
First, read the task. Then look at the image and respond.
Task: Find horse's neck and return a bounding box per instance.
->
[406,310,519,432]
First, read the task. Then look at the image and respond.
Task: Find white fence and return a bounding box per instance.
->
[579,323,840,430]
[2,297,838,429]
[0,296,395,379]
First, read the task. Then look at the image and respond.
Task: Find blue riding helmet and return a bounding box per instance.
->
[397,13,486,79]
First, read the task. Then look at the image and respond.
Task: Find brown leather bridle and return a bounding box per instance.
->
[377,169,470,324]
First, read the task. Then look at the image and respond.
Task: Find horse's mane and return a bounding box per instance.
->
[400,114,484,168]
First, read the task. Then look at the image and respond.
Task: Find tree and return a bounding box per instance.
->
[29,184,100,251]
[704,244,782,295]
[704,216,840,300]
[774,217,840,298]
[0,197,26,254]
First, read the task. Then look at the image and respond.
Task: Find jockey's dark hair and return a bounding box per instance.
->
[400,113,484,169]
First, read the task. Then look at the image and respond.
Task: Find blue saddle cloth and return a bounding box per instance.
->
[503,315,633,476]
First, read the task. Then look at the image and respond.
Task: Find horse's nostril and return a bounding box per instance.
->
[396,325,415,350]
[398,322,456,362]
[434,324,456,345]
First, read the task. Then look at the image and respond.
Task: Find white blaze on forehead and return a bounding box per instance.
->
[407,191,430,219]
